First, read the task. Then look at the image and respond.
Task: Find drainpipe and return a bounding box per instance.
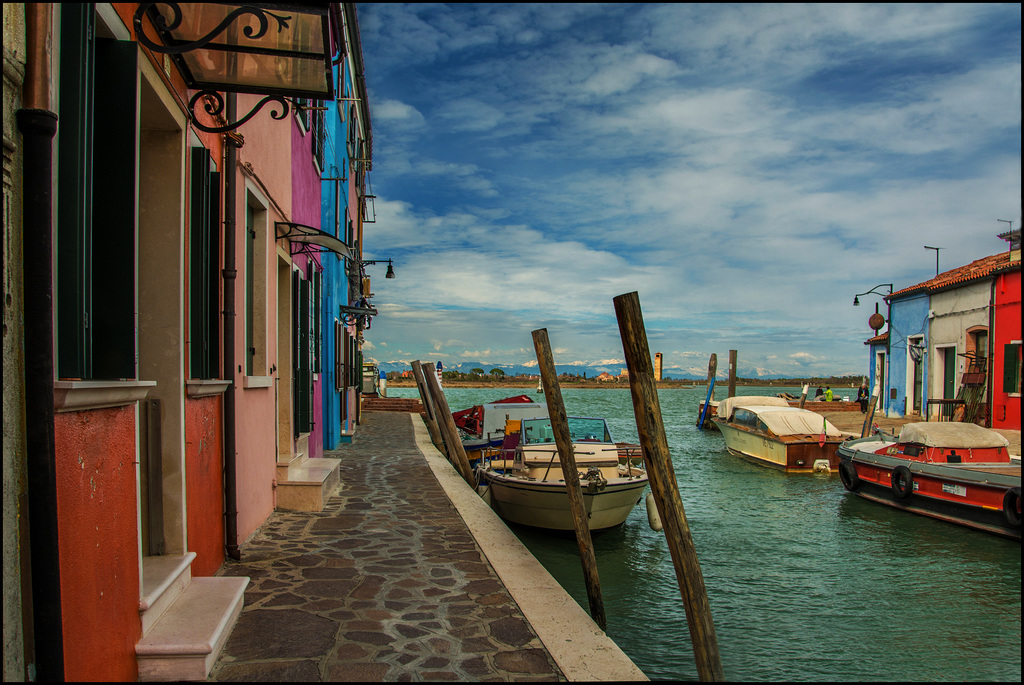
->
[223,93,240,560]
[17,3,65,680]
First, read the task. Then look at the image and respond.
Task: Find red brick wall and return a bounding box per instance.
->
[185,395,225,577]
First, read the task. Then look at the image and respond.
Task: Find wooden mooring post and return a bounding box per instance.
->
[799,384,809,409]
[411,360,444,449]
[697,354,717,429]
[860,394,879,438]
[727,349,737,399]
[421,362,476,487]
[532,328,607,632]
[614,292,724,682]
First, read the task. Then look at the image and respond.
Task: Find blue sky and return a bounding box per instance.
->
[355,3,1021,378]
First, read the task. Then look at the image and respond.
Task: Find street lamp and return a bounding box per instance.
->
[361,259,395,279]
[853,283,894,418]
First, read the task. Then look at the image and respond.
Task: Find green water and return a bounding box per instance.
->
[390,385,1021,682]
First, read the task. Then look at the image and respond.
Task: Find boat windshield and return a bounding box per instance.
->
[521,417,612,445]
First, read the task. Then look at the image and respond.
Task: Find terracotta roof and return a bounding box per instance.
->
[863,331,888,346]
[889,251,1019,300]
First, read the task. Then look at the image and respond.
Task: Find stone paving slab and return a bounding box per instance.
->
[211,411,564,682]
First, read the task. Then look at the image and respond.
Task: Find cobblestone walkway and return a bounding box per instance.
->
[211,411,564,682]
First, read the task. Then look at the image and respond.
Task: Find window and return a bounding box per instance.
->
[244,192,268,376]
[57,6,138,379]
[292,265,321,436]
[1004,343,1022,395]
[189,148,220,378]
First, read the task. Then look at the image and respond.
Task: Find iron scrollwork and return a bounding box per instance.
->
[133,2,292,55]
[189,90,291,134]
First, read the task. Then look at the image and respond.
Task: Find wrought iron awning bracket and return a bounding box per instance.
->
[133,3,334,134]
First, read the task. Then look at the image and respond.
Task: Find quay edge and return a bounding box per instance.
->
[413,416,648,682]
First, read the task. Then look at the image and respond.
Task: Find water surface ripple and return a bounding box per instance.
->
[391,386,1021,681]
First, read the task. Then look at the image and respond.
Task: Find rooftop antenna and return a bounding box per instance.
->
[924,245,941,277]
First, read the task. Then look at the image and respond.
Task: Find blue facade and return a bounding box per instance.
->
[882,292,930,417]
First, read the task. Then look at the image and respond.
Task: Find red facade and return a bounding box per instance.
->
[990,262,1021,429]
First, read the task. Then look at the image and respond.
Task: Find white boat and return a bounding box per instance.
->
[478,416,649,531]
[712,396,844,472]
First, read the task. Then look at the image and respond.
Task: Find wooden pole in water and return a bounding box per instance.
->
[411,360,444,449]
[614,292,724,682]
[422,362,477,486]
[698,354,717,428]
[860,394,879,438]
[799,384,809,409]
[728,349,737,399]
[532,328,607,632]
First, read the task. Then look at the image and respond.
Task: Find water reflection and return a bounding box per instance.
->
[390,385,1021,681]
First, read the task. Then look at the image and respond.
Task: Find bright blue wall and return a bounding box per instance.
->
[883,292,930,417]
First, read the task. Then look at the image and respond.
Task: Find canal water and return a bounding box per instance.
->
[389,385,1021,682]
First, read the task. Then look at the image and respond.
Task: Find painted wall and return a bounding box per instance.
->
[991,265,1021,429]
[884,292,929,417]
[928,281,991,412]
[291,111,324,460]
[54,407,141,682]
[185,395,225,577]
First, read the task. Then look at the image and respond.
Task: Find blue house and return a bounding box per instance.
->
[320,4,374,447]
[883,291,931,417]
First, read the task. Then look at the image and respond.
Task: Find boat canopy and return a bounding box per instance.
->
[717,395,790,422]
[741,407,843,438]
[898,422,1010,448]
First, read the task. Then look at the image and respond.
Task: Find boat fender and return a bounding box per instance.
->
[838,461,861,492]
[891,465,914,500]
[646,492,663,532]
[1002,487,1021,528]
[812,459,831,474]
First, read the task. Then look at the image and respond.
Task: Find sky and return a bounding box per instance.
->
[354,3,1021,378]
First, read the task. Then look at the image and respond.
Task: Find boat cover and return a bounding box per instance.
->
[898,422,1010,448]
[717,395,790,421]
[754,408,843,438]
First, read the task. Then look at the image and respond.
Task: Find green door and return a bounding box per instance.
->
[943,347,957,400]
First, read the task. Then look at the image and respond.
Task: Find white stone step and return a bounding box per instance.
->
[275,457,341,511]
[139,553,196,636]
[136,576,248,682]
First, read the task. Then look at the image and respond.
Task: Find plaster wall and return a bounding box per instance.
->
[884,293,929,417]
[2,3,27,680]
[54,407,141,683]
[231,111,290,543]
[929,282,990,404]
[991,266,1021,429]
[184,395,225,577]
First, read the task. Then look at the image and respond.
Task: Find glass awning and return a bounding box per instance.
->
[275,222,352,259]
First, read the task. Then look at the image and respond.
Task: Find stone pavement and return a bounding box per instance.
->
[210,411,563,682]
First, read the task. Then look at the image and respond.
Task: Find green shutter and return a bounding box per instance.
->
[56,5,94,379]
[1005,344,1021,394]
[90,38,138,379]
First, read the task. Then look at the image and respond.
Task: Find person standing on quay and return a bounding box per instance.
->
[856,383,869,413]
[824,386,834,402]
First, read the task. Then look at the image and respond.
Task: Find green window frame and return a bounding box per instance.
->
[189,148,220,379]
[1004,343,1022,395]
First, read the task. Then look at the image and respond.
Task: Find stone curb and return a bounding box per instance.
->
[411,415,648,682]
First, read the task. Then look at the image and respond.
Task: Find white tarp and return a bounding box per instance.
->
[898,422,1009,448]
[717,395,790,421]
[755,408,843,438]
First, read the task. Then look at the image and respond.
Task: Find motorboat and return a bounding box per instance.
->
[837,422,1020,540]
[477,416,649,531]
[712,396,844,472]
[451,395,547,465]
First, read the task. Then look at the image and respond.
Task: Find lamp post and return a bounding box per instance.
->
[361,259,396,279]
[854,284,893,416]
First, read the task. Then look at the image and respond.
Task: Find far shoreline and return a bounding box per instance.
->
[386,380,860,390]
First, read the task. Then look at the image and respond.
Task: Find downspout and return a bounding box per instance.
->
[987,278,996,426]
[223,93,240,560]
[17,3,65,680]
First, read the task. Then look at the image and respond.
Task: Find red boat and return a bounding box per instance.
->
[838,422,1020,541]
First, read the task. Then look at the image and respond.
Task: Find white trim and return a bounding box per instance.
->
[95,3,131,41]
[186,380,232,397]
[53,380,156,412]
[243,376,273,389]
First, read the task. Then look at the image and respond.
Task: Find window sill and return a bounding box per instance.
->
[53,380,157,413]
[186,379,232,398]
[243,376,273,389]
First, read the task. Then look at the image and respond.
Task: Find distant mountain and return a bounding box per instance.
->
[371,359,816,381]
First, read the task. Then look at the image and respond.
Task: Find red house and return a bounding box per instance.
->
[990,230,1021,429]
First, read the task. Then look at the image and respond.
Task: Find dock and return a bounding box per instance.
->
[210,410,645,682]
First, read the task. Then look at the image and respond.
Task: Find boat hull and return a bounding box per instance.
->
[481,473,649,531]
[838,439,1021,541]
[715,420,841,472]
